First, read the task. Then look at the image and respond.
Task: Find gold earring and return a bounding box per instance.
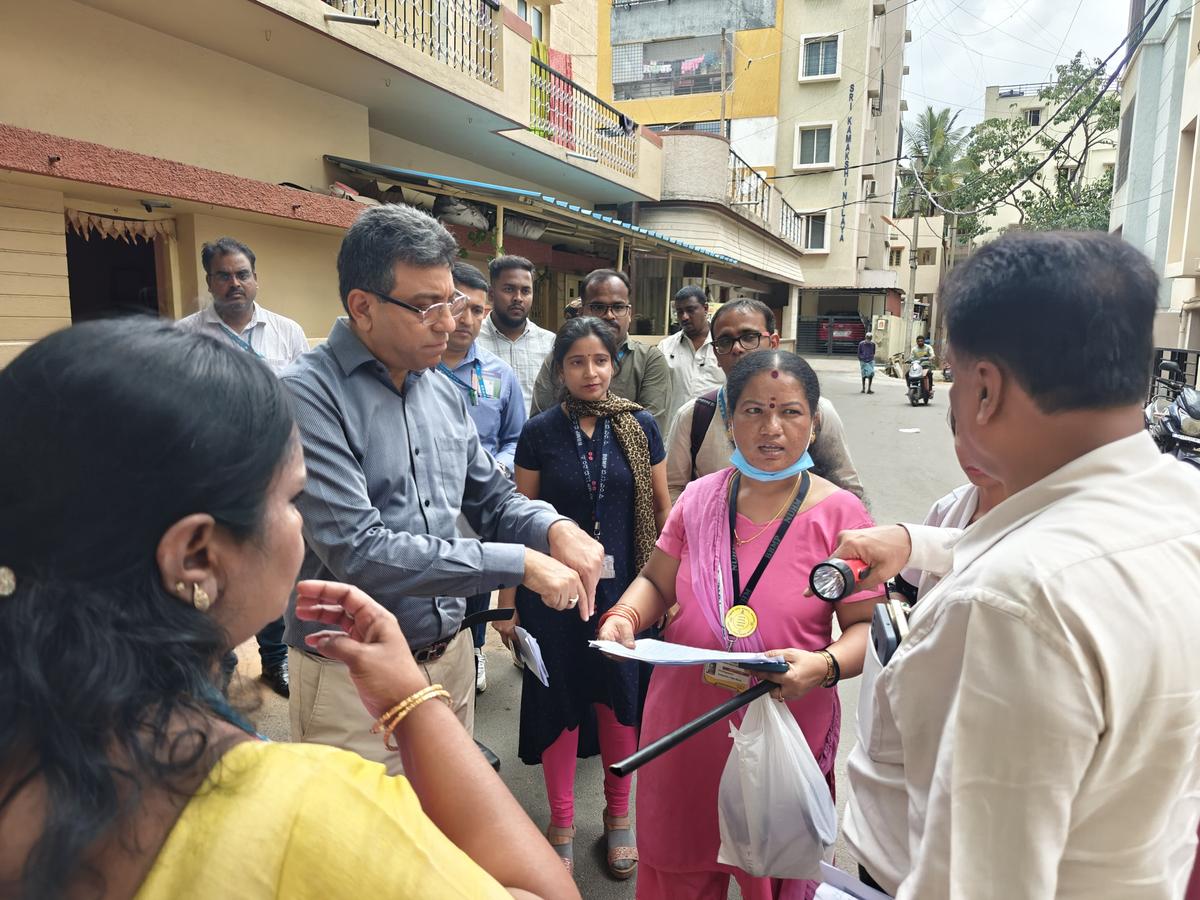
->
[174,581,186,596]
[192,584,212,612]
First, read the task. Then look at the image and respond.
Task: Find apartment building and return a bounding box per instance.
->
[1109,0,1194,347]
[883,213,943,344]
[976,81,1117,242]
[763,0,909,352]
[591,0,808,338]
[1,0,750,365]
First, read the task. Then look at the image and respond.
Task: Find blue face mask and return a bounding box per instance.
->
[730,447,815,482]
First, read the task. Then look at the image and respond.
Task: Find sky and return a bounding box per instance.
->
[900,0,1131,130]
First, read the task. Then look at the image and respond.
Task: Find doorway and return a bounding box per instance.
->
[66,230,160,322]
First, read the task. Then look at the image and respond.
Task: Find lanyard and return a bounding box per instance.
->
[438,360,489,406]
[717,386,732,440]
[569,413,611,542]
[217,322,263,359]
[727,471,810,608]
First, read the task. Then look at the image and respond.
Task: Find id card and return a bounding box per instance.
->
[600,554,616,580]
[702,661,752,692]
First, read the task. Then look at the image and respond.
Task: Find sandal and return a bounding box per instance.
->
[602,808,638,880]
[546,824,575,875]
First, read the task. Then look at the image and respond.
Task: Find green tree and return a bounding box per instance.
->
[955,52,1120,240]
[897,106,975,217]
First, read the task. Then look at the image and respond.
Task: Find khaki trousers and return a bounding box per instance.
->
[288,630,475,776]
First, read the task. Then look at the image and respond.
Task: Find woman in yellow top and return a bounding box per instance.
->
[0,318,579,900]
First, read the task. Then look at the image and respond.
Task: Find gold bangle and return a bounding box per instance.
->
[817,650,834,688]
[372,684,452,750]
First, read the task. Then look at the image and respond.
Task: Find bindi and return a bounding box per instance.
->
[770,370,780,378]
[769,396,777,408]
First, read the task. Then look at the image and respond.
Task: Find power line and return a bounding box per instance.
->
[767,155,908,180]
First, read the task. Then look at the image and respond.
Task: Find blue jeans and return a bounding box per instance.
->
[465,593,490,648]
[221,617,287,682]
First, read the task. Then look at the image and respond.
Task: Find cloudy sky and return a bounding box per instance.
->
[901,0,1131,129]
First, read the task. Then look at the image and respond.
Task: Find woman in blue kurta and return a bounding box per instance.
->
[496,316,671,880]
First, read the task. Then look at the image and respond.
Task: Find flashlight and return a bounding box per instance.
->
[809,558,871,602]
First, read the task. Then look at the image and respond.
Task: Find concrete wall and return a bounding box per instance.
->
[610,0,776,44]
[0,183,70,367]
[1,0,371,190]
[543,0,601,94]
[638,207,804,285]
[731,117,780,169]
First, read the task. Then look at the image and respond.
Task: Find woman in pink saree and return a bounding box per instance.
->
[598,351,882,899]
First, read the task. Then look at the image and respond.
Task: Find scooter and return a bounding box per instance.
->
[1161,387,1200,470]
[906,359,932,406]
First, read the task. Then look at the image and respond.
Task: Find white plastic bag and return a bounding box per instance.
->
[716,694,837,879]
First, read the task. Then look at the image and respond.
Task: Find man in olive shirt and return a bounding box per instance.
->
[530,269,672,434]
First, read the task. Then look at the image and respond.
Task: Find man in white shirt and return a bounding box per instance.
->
[658,285,724,421]
[178,237,308,697]
[475,255,555,413]
[820,231,1200,898]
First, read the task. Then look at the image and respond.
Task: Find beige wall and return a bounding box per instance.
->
[0,183,71,367]
[637,207,804,284]
[547,0,600,94]
[2,0,371,189]
[178,213,344,341]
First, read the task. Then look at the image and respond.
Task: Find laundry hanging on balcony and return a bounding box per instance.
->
[547,49,576,150]
[66,209,175,243]
[531,38,551,140]
[679,55,705,75]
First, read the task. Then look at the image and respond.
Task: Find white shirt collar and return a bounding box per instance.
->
[199,301,262,333]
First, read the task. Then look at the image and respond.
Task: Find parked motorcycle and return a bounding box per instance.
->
[1144,361,1200,469]
[906,359,932,406]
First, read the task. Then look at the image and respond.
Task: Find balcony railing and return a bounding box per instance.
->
[530,58,640,178]
[779,199,805,246]
[323,0,499,85]
[727,149,771,227]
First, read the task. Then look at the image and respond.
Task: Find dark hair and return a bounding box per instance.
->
[0,317,295,897]
[674,285,707,306]
[337,204,459,312]
[726,350,820,416]
[581,268,631,299]
[943,230,1158,412]
[710,297,776,335]
[488,255,535,282]
[451,260,489,293]
[201,237,256,275]
[551,317,622,391]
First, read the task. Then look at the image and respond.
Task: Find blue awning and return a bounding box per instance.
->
[325,155,739,266]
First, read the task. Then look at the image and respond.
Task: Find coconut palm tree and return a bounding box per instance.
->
[897,106,975,216]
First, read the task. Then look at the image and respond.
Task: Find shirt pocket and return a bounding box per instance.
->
[861,639,905,765]
[434,436,470,502]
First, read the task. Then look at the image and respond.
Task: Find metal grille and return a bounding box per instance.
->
[1149,346,1200,403]
[611,42,642,84]
[728,149,771,228]
[530,58,640,178]
[779,200,804,246]
[323,0,499,85]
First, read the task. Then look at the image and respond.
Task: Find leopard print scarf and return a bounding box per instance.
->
[564,393,656,572]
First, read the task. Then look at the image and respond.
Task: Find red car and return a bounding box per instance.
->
[817,315,868,350]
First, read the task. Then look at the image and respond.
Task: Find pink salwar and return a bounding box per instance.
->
[541,702,637,828]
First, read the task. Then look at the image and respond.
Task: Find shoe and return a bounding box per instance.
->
[260,661,289,698]
[475,739,501,771]
[602,808,638,880]
[867,389,875,394]
[475,647,488,693]
[546,824,575,876]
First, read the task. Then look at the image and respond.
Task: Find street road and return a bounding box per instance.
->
[241,355,965,898]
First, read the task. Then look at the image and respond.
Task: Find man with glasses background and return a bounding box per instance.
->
[530,268,672,433]
[280,205,603,775]
[475,255,555,413]
[658,285,725,423]
[179,236,308,699]
[663,298,864,501]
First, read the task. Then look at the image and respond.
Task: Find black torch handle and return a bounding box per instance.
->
[608,680,773,777]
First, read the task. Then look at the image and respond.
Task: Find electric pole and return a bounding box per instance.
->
[904,184,920,352]
[719,28,728,136]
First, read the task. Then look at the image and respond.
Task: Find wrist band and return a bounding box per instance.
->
[372,683,452,750]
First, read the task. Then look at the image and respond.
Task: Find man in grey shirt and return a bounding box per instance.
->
[282,204,602,775]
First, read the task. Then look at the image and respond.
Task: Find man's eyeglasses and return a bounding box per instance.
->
[587,302,631,318]
[210,269,255,284]
[712,332,769,355]
[368,289,469,324]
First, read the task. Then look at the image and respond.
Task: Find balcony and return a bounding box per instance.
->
[322,0,500,85]
[530,58,640,178]
[729,150,771,227]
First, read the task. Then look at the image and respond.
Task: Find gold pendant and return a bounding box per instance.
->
[724,605,758,639]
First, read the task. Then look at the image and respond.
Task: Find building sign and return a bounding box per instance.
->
[840,83,854,242]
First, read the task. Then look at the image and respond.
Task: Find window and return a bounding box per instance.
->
[794,123,835,169]
[863,178,877,198]
[1116,98,1135,188]
[612,34,732,101]
[917,248,936,266]
[517,0,544,41]
[1024,108,1042,127]
[802,213,828,251]
[649,120,727,136]
[889,247,903,267]
[1057,163,1079,187]
[800,34,840,79]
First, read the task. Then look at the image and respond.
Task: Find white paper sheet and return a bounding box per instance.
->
[588,638,784,668]
[513,626,549,687]
[816,862,894,900]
